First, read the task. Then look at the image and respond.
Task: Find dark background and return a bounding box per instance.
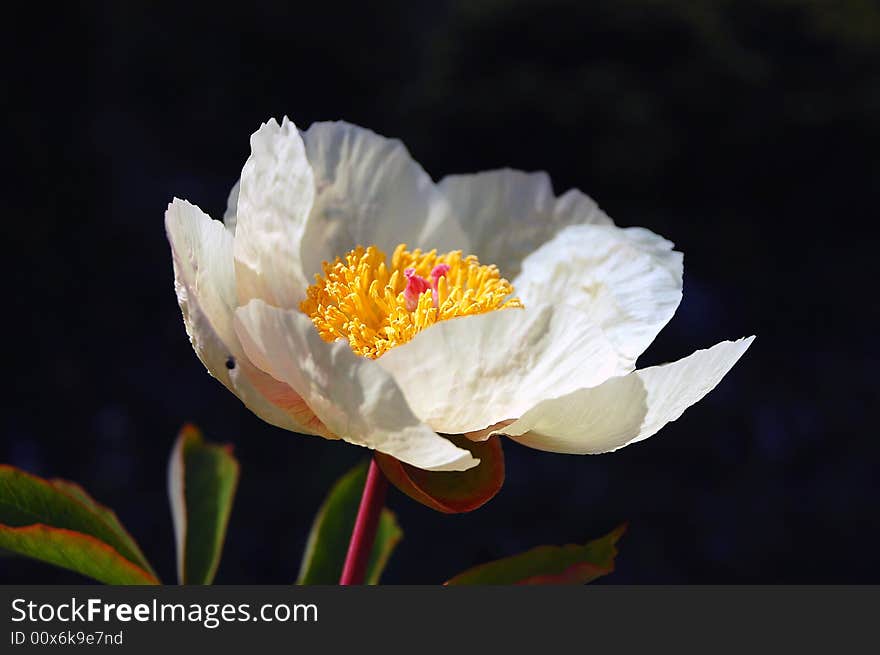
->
[3,0,878,584]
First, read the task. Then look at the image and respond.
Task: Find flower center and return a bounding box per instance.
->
[300,243,523,359]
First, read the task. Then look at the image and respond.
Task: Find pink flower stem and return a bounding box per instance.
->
[339,457,389,585]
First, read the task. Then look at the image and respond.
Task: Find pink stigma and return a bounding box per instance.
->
[404,268,431,311]
[430,264,451,289]
[403,264,451,311]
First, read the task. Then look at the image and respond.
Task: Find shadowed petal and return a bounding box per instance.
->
[222,179,239,233]
[298,121,469,278]
[234,300,480,472]
[438,170,612,279]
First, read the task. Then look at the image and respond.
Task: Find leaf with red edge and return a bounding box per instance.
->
[375,434,504,513]
[0,525,159,585]
[0,465,157,579]
[445,524,626,585]
[0,465,159,584]
[48,478,155,577]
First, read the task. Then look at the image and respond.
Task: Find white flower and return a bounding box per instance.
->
[165,117,753,472]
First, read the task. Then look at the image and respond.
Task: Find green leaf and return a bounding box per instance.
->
[375,434,505,513]
[297,461,403,585]
[168,424,240,585]
[48,478,155,577]
[445,524,627,585]
[0,465,158,581]
[0,524,159,584]
[365,504,402,586]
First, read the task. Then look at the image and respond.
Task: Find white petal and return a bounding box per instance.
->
[298,121,469,278]
[222,179,240,232]
[233,117,315,308]
[233,300,480,472]
[464,421,515,442]
[438,170,612,279]
[514,224,683,363]
[500,337,755,454]
[165,198,327,436]
[376,304,628,435]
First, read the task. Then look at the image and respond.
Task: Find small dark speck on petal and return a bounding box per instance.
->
[225,357,236,370]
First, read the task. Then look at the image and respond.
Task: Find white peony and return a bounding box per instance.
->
[165,117,753,472]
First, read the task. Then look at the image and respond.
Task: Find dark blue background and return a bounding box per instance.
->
[3,1,877,583]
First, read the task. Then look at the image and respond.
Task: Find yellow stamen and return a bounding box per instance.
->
[300,244,523,359]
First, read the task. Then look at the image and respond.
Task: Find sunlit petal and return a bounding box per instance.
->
[378,304,628,434]
[165,198,326,436]
[500,338,755,454]
[234,117,315,308]
[515,223,683,362]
